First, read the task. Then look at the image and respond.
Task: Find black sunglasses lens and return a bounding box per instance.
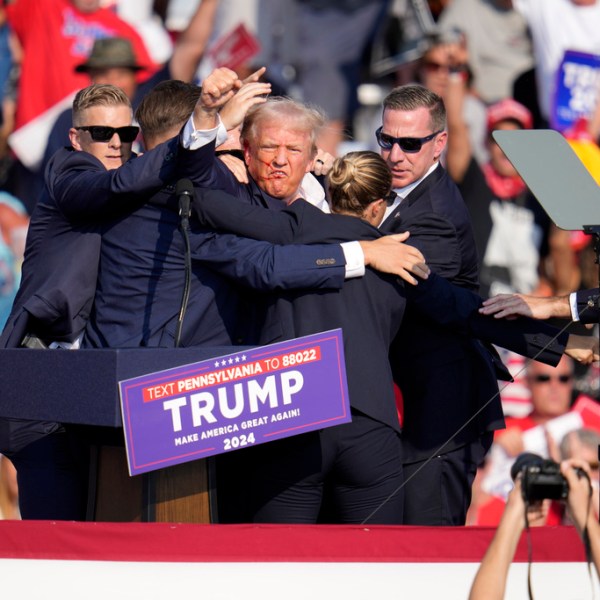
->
[87,126,138,142]
[376,130,392,150]
[533,374,571,383]
[88,126,113,142]
[118,126,139,143]
[376,128,423,153]
[399,139,422,153]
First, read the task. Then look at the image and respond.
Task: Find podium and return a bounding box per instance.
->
[0,347,242,523]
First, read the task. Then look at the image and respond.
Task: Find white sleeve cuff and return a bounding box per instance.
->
[569,291,580,321]
[341,241,365,279]
[182,114,228,149]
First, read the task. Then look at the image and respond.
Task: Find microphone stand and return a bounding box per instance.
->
[174,181,193,348]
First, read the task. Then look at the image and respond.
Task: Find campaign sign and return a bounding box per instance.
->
[206,23,261,72]
[553,50,600,132]
[119,330,350,476]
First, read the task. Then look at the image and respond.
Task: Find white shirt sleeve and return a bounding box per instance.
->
[569,291,580,321]
[341,241,365,279]
[181,113,229,150]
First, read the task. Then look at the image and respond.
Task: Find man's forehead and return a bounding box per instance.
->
[80,103,131,122]
[255,124,311,144]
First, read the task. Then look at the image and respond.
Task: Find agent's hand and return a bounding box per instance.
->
[218,152,248,184]
[360,232,430,285]
[480,293,570,320]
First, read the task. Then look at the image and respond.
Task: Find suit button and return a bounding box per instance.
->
[316,258,337,266]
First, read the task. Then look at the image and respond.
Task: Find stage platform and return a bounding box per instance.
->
[0,521,596,599]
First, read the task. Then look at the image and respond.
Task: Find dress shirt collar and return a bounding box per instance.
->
[381,162,440,225]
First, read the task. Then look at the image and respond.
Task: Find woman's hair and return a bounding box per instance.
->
[327,151,392,215]
[72,83,131,126]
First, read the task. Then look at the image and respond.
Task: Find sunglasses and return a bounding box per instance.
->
[75,125,139,143]
[423,61,468,74]
[531,374,572,384]
[375,127,444,153]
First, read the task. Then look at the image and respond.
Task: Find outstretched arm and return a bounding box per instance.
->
[480,293,571,320]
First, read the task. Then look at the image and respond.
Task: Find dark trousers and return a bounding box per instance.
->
[218,411,404,525]
[402,432,493,526]
[7,427,90,520]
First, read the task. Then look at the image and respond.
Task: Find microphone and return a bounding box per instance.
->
[176,178,194,220]
[174,179,194,348]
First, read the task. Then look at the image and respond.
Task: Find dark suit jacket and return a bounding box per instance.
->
[83,188,347,349]
[577,288,600,324]
[0,136,199,348]
[380,163,509,461]
[194,190,568,433]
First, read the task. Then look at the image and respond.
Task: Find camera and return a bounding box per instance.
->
[510,453,587,502]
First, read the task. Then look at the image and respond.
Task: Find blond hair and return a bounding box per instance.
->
[72,83,131,127]
[327,151,392,215]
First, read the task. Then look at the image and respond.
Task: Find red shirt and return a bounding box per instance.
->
[7,0,156,129]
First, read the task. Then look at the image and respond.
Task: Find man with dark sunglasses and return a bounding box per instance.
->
[375,83,508,527]
[0,78,249,520]
[479,355,588,526]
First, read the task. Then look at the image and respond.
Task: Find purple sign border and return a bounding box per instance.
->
[119,329,350,475]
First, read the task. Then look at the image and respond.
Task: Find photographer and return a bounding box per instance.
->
[469,458,600,600]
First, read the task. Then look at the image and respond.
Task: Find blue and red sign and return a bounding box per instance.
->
[119,330,350,475]
[553,50,600,132]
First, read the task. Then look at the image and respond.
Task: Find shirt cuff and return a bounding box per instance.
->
[341,241,365,279]
[182,114,228,149]
[569,292,580,321]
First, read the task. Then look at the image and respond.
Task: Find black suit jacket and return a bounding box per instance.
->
[194,190,567,433]
[577,288,600,324]
[380,164,506,461]
[0,137,198,348]
[83,189,347,350]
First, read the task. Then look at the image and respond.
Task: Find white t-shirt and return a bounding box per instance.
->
[514,0,600,120]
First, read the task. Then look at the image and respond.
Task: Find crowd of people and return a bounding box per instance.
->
[0,2,598,581]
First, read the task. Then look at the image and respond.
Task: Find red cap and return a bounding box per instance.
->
[486,99,533,132]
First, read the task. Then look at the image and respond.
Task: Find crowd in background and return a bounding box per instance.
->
[0,0,598,523]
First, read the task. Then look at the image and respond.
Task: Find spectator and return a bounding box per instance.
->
[43,0,219,176]
[473,356,600,525]
[4,0,156,134]
[469,459,600,600]
[513,0,600,126]
[292,0,391,154]
[560,428,600,522]
[446,89,556,299]
[0,190,28,328]
[105,0,174,65]
[438,0,534,104]
[415,30,489,169]
[2,0,157,211]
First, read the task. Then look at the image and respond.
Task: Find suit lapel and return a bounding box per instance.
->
[380,165,445,232]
